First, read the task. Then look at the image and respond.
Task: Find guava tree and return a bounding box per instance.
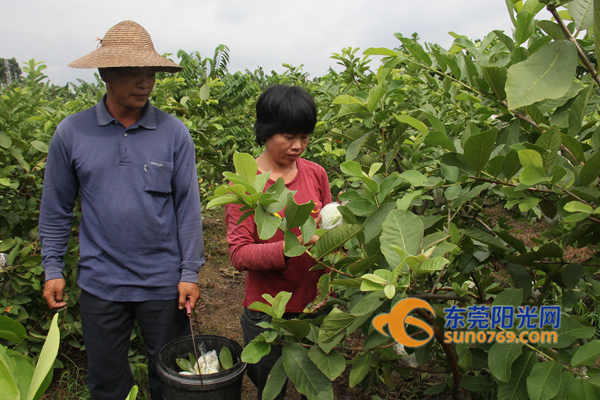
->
[209,1,600,399]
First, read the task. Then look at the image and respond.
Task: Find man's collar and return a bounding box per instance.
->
[96,95,157,130]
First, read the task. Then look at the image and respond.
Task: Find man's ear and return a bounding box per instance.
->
[98,68,108,82]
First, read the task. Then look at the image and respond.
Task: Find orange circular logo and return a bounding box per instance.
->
[373,298,434,347]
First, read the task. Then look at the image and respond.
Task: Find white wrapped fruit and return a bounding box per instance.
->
[320,202,343,230]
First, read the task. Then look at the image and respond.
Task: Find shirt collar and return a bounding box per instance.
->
[96,95,157,130]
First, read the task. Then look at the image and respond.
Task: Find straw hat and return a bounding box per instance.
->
[68,20,182,72]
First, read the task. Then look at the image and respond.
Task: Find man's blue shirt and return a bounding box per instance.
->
[39,96,204,301]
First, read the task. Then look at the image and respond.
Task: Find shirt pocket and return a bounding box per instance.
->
[144,159,174,194]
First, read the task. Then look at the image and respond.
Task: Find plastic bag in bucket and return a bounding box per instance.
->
[157,334,246,400]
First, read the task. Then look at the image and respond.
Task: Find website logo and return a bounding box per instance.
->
[373,298,560,347]
[372,298,434,347]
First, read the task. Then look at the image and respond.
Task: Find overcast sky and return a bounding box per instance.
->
[4,1,520,86]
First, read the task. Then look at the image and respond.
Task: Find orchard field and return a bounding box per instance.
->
[2,1,600,399]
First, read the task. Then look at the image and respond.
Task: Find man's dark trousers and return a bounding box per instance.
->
[80,290,189,400]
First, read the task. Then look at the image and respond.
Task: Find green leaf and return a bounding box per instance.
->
[492,289,523,307]
[363,47,398,57]
[380,210,423,271]
[199,83,210,100]
[571,341,600,366]
[12,355,34,400]
[561,133,585,164]
[568,0,594,31]
[340,160,363,177]
[206,194,243,210]
[568,379,600,398]
[219,346,233,370]
[262,356,287,400]
[222,172,257,195]
[176,356,193,372]
[26,313,60,400]
[424,131,456,152]
[518,197,540,212]
[518,150,544,168]
[422,112,446,135]
[503,150,522,179]
[506,40,578,109]
[233,152,257,185]
[318,309,358,343]
[395,115,428,135]
[395,36,432,66]
[307,347,346,381]
[418,257,449,273]
[30,141,49,154]
[0,316,27,344]
[349,351,372,388]
[241,339,271,364]
[283,193,314,230]
[282,343,333,400]
[362,202,397,243]
[562,263,584,290]
[464,228,507,251]
[580,150,600,186]
[514,10,536,44]
[519,166,551,186]
[253,172,271,194]
[345,131,372,161]
[332,95,363,105]
[497,352,538,400]
[481,66,507,100]
[0,131,11,149]
[538,21,566,41]
[0,238,16,252]
[488,342,523,382]
[311,224,363,260]
[254,204,281,241]
[269,291,292,319]
[399,170,428,187]
[544,316,596,349]
[464,129,498,174]
[461,375,491,392]
[568,85,593,137]
[273,319,311,339]
[125,385,139,400]
[536,127,562,168]
[564,201,593,214]
[526,361,562,400]
[366,86,386,113]
[0,350,19,400]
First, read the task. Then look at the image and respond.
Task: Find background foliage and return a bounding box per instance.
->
[2,0,600,399]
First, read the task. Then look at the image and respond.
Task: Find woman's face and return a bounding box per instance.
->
[265,133,310,165]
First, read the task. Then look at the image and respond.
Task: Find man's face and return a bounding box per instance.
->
[102,67,157,111]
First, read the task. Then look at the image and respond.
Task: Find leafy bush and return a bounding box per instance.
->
[207,2,600,399]
[3,1,600,399]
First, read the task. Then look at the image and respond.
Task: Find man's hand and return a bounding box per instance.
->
[43,278,68,309]
[178,281,201,310]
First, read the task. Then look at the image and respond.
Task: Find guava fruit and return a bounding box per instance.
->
[320,202,343,230]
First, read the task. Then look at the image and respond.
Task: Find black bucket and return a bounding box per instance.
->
[157,334,247,400]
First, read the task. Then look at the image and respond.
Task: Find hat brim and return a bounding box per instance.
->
[69,47,183,72]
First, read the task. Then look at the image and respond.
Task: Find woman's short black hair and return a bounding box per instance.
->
[254,85,317,145]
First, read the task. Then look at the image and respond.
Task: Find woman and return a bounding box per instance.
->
[225,85,331,399]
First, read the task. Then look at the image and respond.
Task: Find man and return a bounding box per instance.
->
[39,20,204,400]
